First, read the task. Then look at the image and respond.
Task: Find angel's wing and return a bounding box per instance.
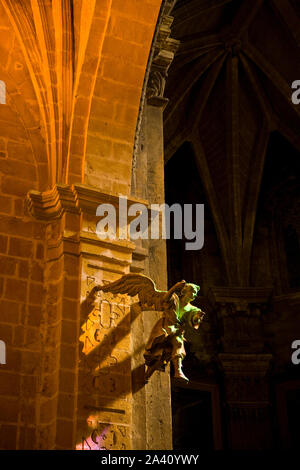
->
[95,273,167,311]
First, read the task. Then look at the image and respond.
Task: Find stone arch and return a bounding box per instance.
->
[69,1,162,193]
[1,0,163,191]
[0,1,50,191]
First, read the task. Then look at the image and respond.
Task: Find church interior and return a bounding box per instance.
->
[0,0,299,450]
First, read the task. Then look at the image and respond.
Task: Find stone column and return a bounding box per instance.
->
[27,185,82,449]
[130,93,173,451]
[142,99,173,450]
[74,185,139,451]
[130,10,179,450]
[209,287,273,449]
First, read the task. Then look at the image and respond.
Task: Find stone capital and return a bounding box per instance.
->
[26,184,150,271]
[208,286,273,310]
[208,286,273,353]
[27,183,148,220]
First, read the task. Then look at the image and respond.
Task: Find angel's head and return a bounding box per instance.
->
[179,283,200,303]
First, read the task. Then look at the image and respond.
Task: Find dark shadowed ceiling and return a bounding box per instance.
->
[164,0,300,286]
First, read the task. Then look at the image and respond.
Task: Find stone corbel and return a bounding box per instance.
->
[146,12,180,108]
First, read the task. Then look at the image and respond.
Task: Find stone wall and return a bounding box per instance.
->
[0,0,164,450]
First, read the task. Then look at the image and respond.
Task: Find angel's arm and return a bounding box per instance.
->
[165,280,186,302]
[190,309,206,329]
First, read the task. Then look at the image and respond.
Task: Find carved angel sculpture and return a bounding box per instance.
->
[91,273,205,382]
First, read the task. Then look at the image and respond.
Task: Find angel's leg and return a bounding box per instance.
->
[172,356,189,382]
[170,335,189,381]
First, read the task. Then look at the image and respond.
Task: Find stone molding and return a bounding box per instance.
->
[27,184,149,220]
[208,286,273,308]
[208,287,273,316]
[218,353,273,375]
[27,184,149,272]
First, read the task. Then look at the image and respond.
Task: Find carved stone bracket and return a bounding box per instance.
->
[146,12,180,108]
[219,352,272,380]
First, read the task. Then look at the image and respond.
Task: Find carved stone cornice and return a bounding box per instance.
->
[27,184,149,220]
[208,286,273,309]
[218,353,273,375]
[27,184,150,272]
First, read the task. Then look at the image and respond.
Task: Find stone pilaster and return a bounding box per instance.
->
[27,184,149,449]
[218,353,273,449]
[130,4,179,451]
